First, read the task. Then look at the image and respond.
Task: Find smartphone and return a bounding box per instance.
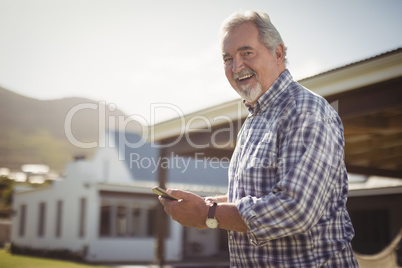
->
[152,186,178,201]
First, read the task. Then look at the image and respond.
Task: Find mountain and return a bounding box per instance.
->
[0,87,141,173]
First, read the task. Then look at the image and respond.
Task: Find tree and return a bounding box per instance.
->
[0,175,14,217]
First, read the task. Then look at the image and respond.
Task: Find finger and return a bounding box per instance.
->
[167,189,194,200]
[163,206,171,216]
[160,197,174,216]
[158,195,173,206]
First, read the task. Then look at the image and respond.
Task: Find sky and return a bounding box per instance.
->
[1,0,401,125]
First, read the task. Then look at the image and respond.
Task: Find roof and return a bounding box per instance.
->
[112,131,229,189]
[299,48,402,81]
[298,47,402,97]
[151,48,402,178]
[348,176,402,197]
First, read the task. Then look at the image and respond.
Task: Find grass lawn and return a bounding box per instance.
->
[0,249,111,268]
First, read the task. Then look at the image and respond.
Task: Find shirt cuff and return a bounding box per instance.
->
[235,196,270,246]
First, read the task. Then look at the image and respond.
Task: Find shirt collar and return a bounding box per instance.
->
[243,69,293,115]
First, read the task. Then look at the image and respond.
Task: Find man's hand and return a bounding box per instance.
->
[158,189,209,229]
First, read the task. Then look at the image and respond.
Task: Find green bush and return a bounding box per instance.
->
[9,243,85,262]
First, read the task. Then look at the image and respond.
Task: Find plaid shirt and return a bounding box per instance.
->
[228,70,358,267]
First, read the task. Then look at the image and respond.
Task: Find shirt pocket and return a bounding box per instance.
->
[238,137,280,196]
[246,141,278,169]
[243,129,279,170]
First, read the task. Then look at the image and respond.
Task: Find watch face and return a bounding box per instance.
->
[206,218,219,229]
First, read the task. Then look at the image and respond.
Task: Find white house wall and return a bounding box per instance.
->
[88,186,183,262]
[90,144,134,184]
[185,228,219,257]
[12,160,183,262]
[11,161,97,253]
[87,221,183,262]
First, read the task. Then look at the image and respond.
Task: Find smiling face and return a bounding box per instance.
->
[222,22,285,105]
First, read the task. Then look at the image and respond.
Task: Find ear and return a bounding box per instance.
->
[275,44,285,64]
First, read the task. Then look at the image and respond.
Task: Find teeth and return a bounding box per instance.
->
[238,74,253,80]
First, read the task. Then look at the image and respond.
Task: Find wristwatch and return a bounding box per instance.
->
[205,202,219,229]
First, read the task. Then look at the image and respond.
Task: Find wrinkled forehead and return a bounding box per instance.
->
[221,22,260,53]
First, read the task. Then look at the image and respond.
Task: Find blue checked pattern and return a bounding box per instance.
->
[228,70,358,267]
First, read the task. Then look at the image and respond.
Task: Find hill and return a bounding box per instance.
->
[0,87,141,173]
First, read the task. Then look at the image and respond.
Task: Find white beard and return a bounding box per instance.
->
[235,81,263,103]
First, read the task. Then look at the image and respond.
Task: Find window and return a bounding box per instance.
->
[78,198,86,238]
[146,206,157,237]
[99,205,111,236]
[98,196,165,238]
[55,200,63,238]
[38,202,46,237]
[130,206,142,237]
[19,204,26,237]
[116,205,127,236]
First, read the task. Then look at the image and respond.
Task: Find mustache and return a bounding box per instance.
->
[233,69,256,80]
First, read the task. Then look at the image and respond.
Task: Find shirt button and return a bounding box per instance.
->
[229,235,233,240]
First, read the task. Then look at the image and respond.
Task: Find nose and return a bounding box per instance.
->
[232,55,245,73]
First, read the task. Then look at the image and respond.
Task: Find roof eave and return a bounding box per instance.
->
[151,48,402,141]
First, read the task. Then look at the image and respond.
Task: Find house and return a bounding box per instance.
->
[11,131,229,263]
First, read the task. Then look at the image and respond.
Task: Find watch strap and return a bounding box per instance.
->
[207,202,217,219]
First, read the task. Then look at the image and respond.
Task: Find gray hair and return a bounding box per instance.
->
[221,10,288,65]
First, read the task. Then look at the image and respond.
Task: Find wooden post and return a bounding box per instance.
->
[156,147,167,267]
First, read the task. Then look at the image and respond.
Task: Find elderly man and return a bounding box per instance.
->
[159,11,358,267]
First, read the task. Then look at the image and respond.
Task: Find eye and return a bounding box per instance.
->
[242,51,253,57]
[223,57,233,64]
